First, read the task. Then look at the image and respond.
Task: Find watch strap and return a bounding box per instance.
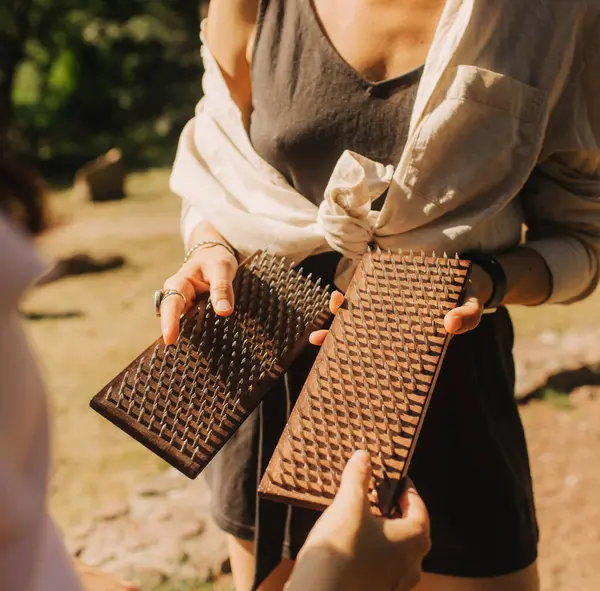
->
[460,250,507,310]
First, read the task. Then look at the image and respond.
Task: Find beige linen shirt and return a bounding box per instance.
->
[171,0,600,302]
[0,216,84,591]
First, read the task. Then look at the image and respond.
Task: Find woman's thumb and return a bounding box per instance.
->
[334,450,372,512]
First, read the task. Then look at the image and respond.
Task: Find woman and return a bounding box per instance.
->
[161,1,600,590]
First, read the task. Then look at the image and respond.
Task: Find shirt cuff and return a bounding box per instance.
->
[525,236,598,304]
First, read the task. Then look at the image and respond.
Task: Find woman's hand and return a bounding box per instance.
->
[287,451,430,591]
[443,262,492,335]
[308,290,344,345]
[309,263,493,345]
[160,245,238,345]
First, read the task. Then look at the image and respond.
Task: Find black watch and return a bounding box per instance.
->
[460,250,507,310]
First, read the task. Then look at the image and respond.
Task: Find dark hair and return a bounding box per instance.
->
[0,156,47,235]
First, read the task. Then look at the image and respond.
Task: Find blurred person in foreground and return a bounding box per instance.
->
[161,1,600,590]
[0,157,430,590]
[0,157,138,591]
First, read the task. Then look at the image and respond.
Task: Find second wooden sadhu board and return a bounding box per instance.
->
[258,248,472,517]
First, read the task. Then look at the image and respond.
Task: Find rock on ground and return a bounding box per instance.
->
[64,469,229,589]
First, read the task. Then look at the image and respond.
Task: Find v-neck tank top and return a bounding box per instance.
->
[249,0,423,207]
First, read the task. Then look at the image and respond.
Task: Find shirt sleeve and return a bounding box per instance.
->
[180,197,204,249]
[522,149,600,304]
[520,14,600,304]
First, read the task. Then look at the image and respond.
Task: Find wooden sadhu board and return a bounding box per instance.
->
[258,249,472,516]
[90,251,331,478]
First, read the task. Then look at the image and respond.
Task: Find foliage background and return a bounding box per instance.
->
[2,1,207,178]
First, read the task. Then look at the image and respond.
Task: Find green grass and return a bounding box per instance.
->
[540,388,574,411]
[508,292,600,338]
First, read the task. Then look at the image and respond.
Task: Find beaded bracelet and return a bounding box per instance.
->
[183,241,237,264]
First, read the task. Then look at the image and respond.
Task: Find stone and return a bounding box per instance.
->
[74,148,126,202]
[181,518,228,581]
[565,474,580,489]
[64,522,95,556]
[538,331,560,346]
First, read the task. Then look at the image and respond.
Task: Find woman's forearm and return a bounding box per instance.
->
[184,223,552,307]
[497,246,552,306]
[445,245,553,333]
[186,220,232,250]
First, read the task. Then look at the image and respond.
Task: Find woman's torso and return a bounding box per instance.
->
[249,0,442,205]
[201,0,534,260]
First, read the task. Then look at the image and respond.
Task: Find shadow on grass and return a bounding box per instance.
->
[36,254,126,286]
[22,310,84,320]
[517,365,600,408]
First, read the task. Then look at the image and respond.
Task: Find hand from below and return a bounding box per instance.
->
[287,451,430,591]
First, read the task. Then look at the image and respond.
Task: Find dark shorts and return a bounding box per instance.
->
[204,253,538,578]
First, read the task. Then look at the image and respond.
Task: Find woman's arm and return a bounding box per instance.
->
[446,17,600,333]
[205,0,258,128]
[519,150,600,304]
[443,247,552,335]
[496,248,552,306]
[437,147,600,333]
[160,0,258,344]
[311,248,553,344]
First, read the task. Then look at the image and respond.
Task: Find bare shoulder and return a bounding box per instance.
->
[205,0,259,122]
[206,0,259,64]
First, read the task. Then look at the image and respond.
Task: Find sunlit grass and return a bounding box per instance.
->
[540,388,575,411]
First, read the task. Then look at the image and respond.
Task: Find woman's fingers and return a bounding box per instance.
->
[330,290,345,314]
[309,291,345,345]
[202,255,238,315]
[159,250,238,345]
[309,329,329,346]
[386,479,430,548]
[161,275,196,345]
[334,450,372,514]
[443,296,483,335]
[398,479,429,531]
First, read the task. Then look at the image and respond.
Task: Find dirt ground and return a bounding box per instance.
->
[23,171,600,590]
[523,390,600,590]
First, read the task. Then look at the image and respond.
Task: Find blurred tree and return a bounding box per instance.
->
[0,0,34,147]
[3,0,207,177]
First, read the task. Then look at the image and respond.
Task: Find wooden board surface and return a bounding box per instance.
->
[259,250,471,515]
[91,252,331,478]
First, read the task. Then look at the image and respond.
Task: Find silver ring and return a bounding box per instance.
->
[154,289,187,317]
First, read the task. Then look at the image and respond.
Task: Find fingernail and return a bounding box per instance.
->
[215,300,232,313]
[351,449,370,466]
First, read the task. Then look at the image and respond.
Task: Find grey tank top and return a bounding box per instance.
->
[249,0,423,207]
